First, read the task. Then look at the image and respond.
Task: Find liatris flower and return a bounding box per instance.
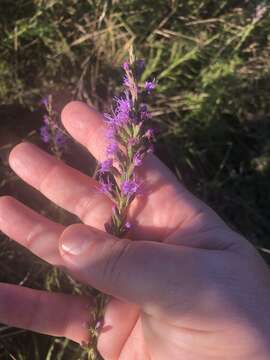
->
[40,95,67,159]
[40,125,50,143]
[99,179,113,195]
[106,142,118,156]
[121,179,140,196]
[144,80,156,93]
[97,57,155,238]
[86,54,156,357]
[99,159,113,173]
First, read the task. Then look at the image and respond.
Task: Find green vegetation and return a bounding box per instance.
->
[0,0,270,358]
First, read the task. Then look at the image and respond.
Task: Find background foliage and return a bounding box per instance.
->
[0,0,270,358]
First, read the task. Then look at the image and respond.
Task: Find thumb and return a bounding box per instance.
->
[59,224,205,317]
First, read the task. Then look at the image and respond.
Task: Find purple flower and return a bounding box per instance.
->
[144,80,156,93]
[108,114,122,127]
[142,112,151,120]
[105,95,132,127]
[144,128,154,140]
[125,222,131,230]
[105,126,115,140]
[99,159,113,173]
[43,115,49,125]
[106,142,118,157]
[105,112,123,127]
[55,130,66,147]
[40,125,50,143]
[121,180,140,196]
[133,153,143,167]
[41,96,49,108]
[99,180,113,194]
[122,61,129,71]
[116,96,131,114]
[140,106,151,120]
[114,97,131,125]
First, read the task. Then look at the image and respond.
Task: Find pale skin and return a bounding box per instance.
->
[0,101,270,360]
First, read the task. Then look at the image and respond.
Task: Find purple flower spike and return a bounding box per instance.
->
[93,59,157,335]
[99,159,113,173]
[121,180,140,196]
[100,180,113,194]
[40,125,50,143]
[106,142,118,157]
[39,94,67,155]
[98,59,155,239]
[144,80,156,93]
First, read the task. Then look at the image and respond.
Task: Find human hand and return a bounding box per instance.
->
[0,102,270,360]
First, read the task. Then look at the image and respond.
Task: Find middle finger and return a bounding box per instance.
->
[9,142,112,230]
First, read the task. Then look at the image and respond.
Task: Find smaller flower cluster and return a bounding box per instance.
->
[40,95,67,157]
[97,59,156,237]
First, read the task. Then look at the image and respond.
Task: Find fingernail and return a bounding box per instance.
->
[61,233,89,255]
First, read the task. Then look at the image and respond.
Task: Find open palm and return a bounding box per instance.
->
[0,102,270,360]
